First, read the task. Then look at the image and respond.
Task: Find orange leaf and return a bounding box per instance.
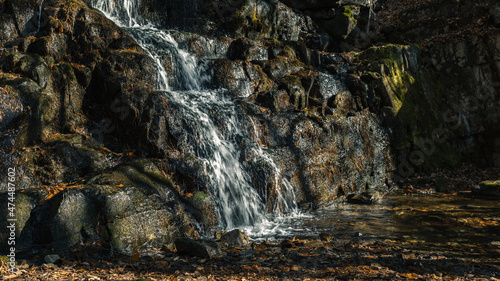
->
[186,193,193,198]
[131,251,140,262]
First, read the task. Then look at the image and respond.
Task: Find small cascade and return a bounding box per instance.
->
[91,0,302,230]
[249,119,297,215]
[37,0,44,33]
[30,0,45,36]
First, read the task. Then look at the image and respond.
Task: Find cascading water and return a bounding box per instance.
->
[91,0,301,231]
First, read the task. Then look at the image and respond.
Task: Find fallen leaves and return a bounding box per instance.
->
[43,182,82,200]
[131,251,140,262]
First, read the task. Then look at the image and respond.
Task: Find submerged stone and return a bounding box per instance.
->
[347,192,380,204]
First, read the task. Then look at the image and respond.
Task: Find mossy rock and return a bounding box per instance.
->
[476,180,500,198]
[186,191,217,230]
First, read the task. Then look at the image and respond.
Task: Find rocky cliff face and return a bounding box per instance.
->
[373,0,500,173]
[0,0,498,255]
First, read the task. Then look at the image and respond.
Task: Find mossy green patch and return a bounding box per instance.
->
[480,180,500,187]
[356,44,462,171]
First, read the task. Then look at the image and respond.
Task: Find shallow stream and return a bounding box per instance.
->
[249,192,500,260]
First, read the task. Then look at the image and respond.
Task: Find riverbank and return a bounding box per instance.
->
[2,231,498,280]
[2,168,499,280]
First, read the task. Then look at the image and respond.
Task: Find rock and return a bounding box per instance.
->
[331,90,356,115]
[227,38,268,61]
[0,192,38,244]
[44,254,61,264]
[319,232,334,242]
[214,231,228,240]
[491,2,500,27]
[220,229,250,247]
[322,6,359,38]
[255,89,293,112]
[239,249,257,259]
[474,180,500,198]
[347,192,380,204]
[19,189,99,250]
[138,0,318,42]
[0,14,18,45]
[280,239,294,248]
[175,239,223,258]
[0,86,24,131]
[213,59,276,98]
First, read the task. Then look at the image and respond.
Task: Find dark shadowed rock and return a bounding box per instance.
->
[347,192,380,204]
[227,38,268,61]
[491,2,500,27]
[175,238,223,258]
[474,180,500,198]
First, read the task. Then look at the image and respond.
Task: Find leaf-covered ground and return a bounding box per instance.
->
[2,234,499,281]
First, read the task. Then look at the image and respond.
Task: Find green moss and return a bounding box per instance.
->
[189,191,210,204]
[278,75,302,88]
[480,180,500,187]
[230,6,271,37]
[0,255,10,263]
[342,5,358,25]
[282,46,297,60]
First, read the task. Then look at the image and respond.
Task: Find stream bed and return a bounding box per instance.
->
[250,191,500,263]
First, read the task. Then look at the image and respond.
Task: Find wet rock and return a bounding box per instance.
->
[322,5,359,38]
[9,0,39,37]
[0,86,24,131]
[44,254,61,264]
[319,232,334,242]
[278,75,306,110]
[137,0,318,42]
[170,31,232,59]
[175,239,223,258]
[227,38,268,61]
[255,56,304,80]
[332,90,356,115]
[0,14,19,44]
[10,157,208,255]
[347,192,380,204]
[213,59,276,98]
[220,229,250,247]
[255,89,293,112]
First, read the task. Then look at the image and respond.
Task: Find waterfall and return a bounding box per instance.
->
[37,0,44,34]
[91,0,299,230]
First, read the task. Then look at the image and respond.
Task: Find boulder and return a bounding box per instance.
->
[322,6,359,38]
[175,238,223,258]
[474,180,500,198]
[347,192,380,204]
[227,38,268,61]
[219,229,250,246]
[44,254,61,264]
[213,59,276,98]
